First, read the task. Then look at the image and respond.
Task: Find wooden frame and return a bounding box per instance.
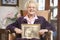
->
[1,0,19,6]
[21,24,40,39]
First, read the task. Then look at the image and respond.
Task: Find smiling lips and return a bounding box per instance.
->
[30,10,35,12]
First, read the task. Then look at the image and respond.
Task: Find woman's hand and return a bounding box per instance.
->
[39,29,48,35]
[14,28,22,34]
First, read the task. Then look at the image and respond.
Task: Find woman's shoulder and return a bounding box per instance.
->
[17,16,24,21]
[37,16,45,20]
[18,16,24,19]
[37,16,47,22]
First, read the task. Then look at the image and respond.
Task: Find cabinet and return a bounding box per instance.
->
[0,29,8,40]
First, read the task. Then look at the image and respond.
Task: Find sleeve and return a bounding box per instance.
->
[6,19,20,33]
[41,17,56,32]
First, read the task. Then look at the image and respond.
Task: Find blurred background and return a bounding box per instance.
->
[0,0,59,40]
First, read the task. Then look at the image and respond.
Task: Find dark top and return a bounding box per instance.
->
[6,16,56,39]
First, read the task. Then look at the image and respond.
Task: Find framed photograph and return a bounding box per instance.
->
[1,0,19,6]
[21,24,40,39]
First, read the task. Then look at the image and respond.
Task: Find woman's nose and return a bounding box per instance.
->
[30,7,34,9]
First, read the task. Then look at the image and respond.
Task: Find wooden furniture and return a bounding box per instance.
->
[57,0,60,40]
[0,29,8,40]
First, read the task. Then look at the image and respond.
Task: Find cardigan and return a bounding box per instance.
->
[6,16,56,40]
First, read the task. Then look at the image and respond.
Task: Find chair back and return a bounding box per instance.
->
[20,10,51,21]
[37,10,51,21]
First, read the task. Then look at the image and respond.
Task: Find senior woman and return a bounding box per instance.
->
[6,0,56,40]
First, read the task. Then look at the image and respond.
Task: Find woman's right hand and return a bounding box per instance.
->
[14,28,22,34]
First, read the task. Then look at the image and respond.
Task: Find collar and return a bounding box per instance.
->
[24,15,38,20]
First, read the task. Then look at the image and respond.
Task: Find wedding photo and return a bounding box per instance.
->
[21,24,40,39]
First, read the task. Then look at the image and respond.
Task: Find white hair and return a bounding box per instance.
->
[25,0,38,9]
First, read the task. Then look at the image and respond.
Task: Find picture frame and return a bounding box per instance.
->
[1,0,19,6]
[21,24,40,39]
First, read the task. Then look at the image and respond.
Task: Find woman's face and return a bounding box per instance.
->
[27,3,37,15]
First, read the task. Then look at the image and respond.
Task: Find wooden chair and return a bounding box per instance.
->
[21,10,51,21]
[8,10,53,40]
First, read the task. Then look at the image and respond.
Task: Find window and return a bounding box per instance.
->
[38,0,45,10]
[50,0,58,20]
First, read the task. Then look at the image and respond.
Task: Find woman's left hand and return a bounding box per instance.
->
[39,29,48,35]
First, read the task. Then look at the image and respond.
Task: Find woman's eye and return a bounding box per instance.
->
[28,7,35,8]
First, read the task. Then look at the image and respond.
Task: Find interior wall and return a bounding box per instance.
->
[19,0,36,10]
[0,0,35,10]
[19,0,28,10]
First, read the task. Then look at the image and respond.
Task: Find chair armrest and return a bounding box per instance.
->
[7,30,53,40]
[49,31,53,40]
[7,30,16,40]
[45,31,53,40]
